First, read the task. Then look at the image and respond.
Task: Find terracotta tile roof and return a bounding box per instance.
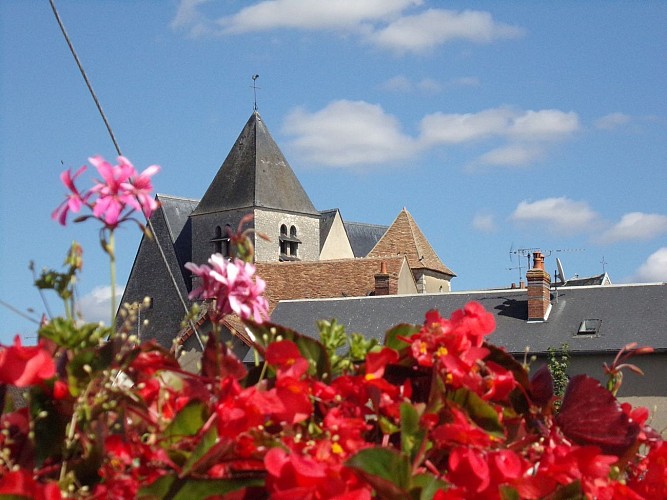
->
[256,256,408,311]
[367,208,456,276]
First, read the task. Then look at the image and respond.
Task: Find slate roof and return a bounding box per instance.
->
[256,256,410,311]
[343,221,389,258]
[159,194,199,277]
[191,111,318,216]
[368,208,456,276]
[270,283,667,355]
[120,195,197,346]
[565,273,611,287]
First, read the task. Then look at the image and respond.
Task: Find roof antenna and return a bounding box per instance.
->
[252,74,260,111]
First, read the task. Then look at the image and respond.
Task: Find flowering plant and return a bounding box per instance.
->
[0,157,664,498]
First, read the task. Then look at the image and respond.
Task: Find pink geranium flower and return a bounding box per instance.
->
[51,165,90,225]
[185,254,269,323]
[52,155,160,229]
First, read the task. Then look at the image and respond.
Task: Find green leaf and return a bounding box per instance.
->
[164,401,207,445]
[411,473,447,500]
[347,447,411,499]
[384,323,420,352]
[400,402,425,461]
[138,474,264,500]
[545,480,584,500]
[499,485,521,500]
[449,388,504,438]
[29,386,69,466]
[180,427,219,476]
[39,318,109,350]
[245,321,331,380]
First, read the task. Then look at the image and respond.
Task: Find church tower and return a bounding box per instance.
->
[190,111,320,267]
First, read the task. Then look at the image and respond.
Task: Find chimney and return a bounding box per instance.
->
[374,261,390,296]
[526,252,551,321]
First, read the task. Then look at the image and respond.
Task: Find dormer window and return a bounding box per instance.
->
[279,224,301,261]
[212,225,231,257]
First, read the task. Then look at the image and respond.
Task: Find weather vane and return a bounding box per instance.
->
[252,74,260,111]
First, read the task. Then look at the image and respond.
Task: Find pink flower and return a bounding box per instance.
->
[51,165,90,225]
[89,155,160,228]
[185,254,269,323]
[53,155,159,229]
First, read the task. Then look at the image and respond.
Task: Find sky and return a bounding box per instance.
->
[1,1,666,344]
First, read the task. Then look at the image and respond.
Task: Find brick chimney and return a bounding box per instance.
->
[374,261,390,296]
[526,251,551,321]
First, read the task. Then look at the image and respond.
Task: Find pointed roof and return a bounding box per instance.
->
[192,111,319,216]
[367,208,456,276]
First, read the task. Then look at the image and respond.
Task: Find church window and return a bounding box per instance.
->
[279,225,288,255]
[289,226,299,257]
[279,223,301,261]
[212,225,231,257]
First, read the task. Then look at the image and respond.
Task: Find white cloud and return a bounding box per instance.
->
[507,109,579,141]
[77,285,125,325]
[380,75,442,93]
[218,0,415,33]
[283,100,418,167]
[370,8,524,54]
[420,108,579,146]
[599,212,667,244]
[632,247,667,282]
[171,0,217,36]
[472,213,496,233]
[595,112,632,130]
[172,2,523,54]
[510,197,599,235]
[283,101,580,168]
[477,144,543,167]
[420,108,514,144]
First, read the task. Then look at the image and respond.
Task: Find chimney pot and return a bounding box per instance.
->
[532,251,545,271]
[374,261,390,296]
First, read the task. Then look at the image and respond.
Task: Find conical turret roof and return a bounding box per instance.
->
[192,111,318,216]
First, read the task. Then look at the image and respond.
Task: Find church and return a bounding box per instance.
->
[120,111,455,351]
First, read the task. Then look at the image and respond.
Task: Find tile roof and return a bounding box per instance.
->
[256,256,409,311]
[191,111,318,216]
[368,208,455,276]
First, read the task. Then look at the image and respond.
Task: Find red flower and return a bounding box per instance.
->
[0,470,61,500]
[0,336,55,387]
[447,447,490,494]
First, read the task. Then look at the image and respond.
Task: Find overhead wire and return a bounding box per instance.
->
[48,0,203,349]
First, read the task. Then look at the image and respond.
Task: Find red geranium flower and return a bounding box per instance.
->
[0,336,55,387]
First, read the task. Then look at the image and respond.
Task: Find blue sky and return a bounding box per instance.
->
[1,1,666,344]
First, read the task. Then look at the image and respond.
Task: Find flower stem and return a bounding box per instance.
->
[109,230,116,327]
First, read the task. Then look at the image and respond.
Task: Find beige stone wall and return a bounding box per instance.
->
[424,274,452,292]
[397,262,418,294]
[320,212,354,260]
[254,208,320,262]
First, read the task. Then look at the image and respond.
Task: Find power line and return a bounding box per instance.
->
[48,0,202,349]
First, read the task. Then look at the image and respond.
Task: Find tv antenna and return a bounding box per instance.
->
[600,256,608,273]
[251,74,260,111]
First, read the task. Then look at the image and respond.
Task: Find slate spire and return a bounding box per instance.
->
[192,111,318,216]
